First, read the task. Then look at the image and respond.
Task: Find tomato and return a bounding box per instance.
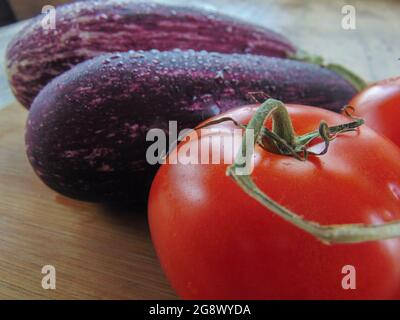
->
[148,103,400,299]
[350,77,400,147]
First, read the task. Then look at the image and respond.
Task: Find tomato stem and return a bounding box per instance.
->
[257,99,364,159]
[227,98,400,244]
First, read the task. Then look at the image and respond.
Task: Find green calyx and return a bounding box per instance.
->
[226,98,400,245]
[289,49,368,92]
[255,99,363,160]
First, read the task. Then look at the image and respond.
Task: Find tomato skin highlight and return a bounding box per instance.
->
[350,79,400,147]
[148,104,400,300]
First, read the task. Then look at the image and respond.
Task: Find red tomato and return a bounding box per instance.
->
[350,77,400,147]
[148,104,400,299]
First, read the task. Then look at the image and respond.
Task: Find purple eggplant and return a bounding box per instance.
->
[7,0,296,108]
[26,49,357,203]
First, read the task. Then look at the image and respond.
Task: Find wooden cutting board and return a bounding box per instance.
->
[0,102,177,299]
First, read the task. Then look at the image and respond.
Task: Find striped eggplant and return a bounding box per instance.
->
[26,49,357,203]
[6,0,296,108]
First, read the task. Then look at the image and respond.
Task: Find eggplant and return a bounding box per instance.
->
[7,0,296,108]
[26,49,357,203]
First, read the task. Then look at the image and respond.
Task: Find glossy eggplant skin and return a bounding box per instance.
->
[6,0,296,108]
[26,50,357,203]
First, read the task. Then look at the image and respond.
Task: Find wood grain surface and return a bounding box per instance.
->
[0,104,177,299]
[0,0,399,299]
